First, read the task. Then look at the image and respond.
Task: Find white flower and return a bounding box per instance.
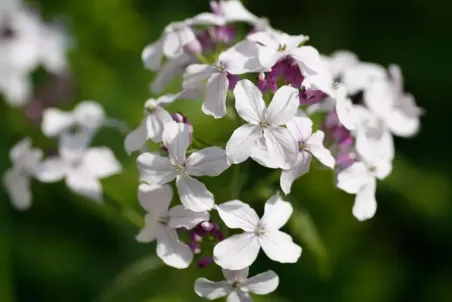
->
[213,194,302,270]
[363,65,422,137]
[136,183,209,269]
[142,13,226,71]
[35,132,122,201]
[247,29,325,75]
[42,101,105,138]
[0,2,68,106]
[211,0,269,29]
[2,138,42,210]
[183,41,264,118]
[341,61,387,95]
[337,130,392,221]
[280,110,335,194]
[322,50,359,79]
[137,121,230,212]
[125,91,200,154]
[195,267,279,301]
[225,79,299,169]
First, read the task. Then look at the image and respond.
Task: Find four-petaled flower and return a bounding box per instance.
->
[226,79,299,169]
[195,267,279,301]
[136,183,209,269]
[213,194,302,270]
[35,132,122,201]
[137,121,230,212]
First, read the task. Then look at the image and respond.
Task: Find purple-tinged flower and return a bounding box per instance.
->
[215,25,237,44]
[299,89,327,105]
[197,257,214,268]
[227,73,240,90]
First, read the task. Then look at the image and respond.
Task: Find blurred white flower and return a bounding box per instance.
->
[0,0,68,106]
[195,267,279,301]
[142,13,226,71]
[211,0,268,28]
[136,183,209,269]
[183,41,264,118]
[226,79,299,169]
[137,121,230,212]
[364,65,423,137]
[35,132,122,202]
[42,101,106,138]
[337,130,393,221]
[2,138,42,210]
[214,194,301,270]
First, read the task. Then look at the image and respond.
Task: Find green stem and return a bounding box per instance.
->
[195,53,210,65]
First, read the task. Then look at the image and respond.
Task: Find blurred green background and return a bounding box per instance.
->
[1,0,451,301]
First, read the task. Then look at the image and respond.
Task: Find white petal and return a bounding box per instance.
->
[257,47,282,69]
[216,200,259,231]
[260,194,293,230]
[250,137,279,169]
[168,205,210,229]
[9,138,32,163]
[142,39,164,71]
[146,107,172,143]
[138,183,173,214]
[259,230,302,263]
[342,63,387,95]
[58,131,92,162]
[222,268,249,282]
[307,131,335,168]
[385,94,421,137]
[3,168,32,211]
[336,162,372,194]
[266,85,300,125]
[73,101,105,130]
[353,178,377,221]
[222,0,260,23]
[124,122,148,155]
[163,30,183,58]
[194,279,231,300]
[41,108,74,137]
[190,12,226,25]
[156,225,193,269]
[34,157,68,183]
[219,42,264,74]
[214,233,260,270]
[280,151,312,195]
[136,213,158,243]
[264,127,298,169]
[66,168,103,201]
[162,121,190,165]
[81,147,122,179]
[285,109,313,143]
[176,174,214,212]
[186,147,230,177]
[247,31,279,49]
[244,270,279,295]
[233,79,266,124]
[183,64,217,89]
[226,124,261,164]
[203,72,229,118]
[227,290,252,302]
[302,74,335,97]
[137,152,176,185]
[290,46,327,76]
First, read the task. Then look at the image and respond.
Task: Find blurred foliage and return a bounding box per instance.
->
[1,0,452,301]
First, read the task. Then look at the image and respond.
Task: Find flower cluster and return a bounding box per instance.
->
[0,0,69,107]
[1,1,422,301]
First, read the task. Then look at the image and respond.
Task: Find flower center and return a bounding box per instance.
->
[231,281,242,290]
[299,142,308,151]
[145,102,158,113]
[277,44,287,52]
[176,164,186,173]
[216,61,225,72]
[260,121,270,128]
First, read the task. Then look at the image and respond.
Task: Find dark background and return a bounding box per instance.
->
[1,0,451,301]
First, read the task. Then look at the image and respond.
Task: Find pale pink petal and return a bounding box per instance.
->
[226,124,261,164]
[264,127,298,169]
[266,85,300,125]
[233,79,266,124]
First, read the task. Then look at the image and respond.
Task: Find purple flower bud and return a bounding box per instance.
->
[269,78,278,93]
[299,89,327,105]
[197,257,214,268]
[184,40,202,55]
[227,73,240,91]
[215,26,237,44]
[336,151,357,170]
[189,241,201,254]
